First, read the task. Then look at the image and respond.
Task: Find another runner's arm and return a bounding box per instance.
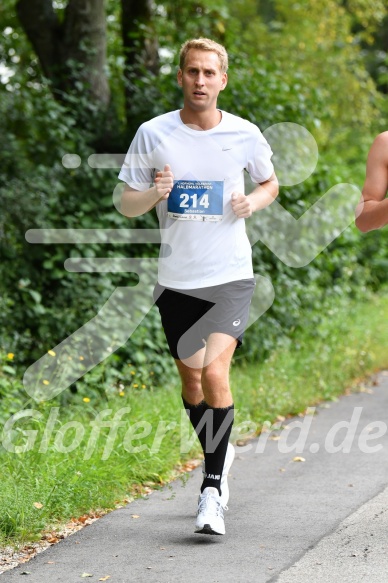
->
[231,171,279,219]
[121,164,174,217]
[355,133,388,232]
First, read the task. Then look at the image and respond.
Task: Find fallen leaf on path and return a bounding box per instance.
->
[292,456,306,462]
[236,439,248,446]
[81,573,93,578]
[131,514,140,519]
[99,577,111,581]
[180,460,201,472]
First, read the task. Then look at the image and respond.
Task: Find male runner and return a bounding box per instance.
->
[119,38,278,535]
[356,131,388,232]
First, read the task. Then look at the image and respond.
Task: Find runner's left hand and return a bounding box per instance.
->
[231,192,253,218]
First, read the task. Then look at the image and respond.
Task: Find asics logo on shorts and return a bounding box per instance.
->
[233,319,241,326]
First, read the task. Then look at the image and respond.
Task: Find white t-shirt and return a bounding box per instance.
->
[118,110,274,289]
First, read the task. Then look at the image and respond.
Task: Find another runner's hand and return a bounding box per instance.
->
[231,192,253,218]
[154,164,174,200]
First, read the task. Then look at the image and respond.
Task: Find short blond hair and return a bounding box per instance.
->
[179,38,228,73]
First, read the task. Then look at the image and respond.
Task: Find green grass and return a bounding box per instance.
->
[0,386,185,546]
[231,293,388,430]
[1,293,388,547]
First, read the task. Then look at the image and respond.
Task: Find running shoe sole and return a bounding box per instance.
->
[195,524,223,535]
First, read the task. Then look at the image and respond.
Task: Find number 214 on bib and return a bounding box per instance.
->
[167,180,224,221]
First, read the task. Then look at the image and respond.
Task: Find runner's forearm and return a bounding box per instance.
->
[247,175,279,212]
[355,198,388,232]
[121,185,162,217]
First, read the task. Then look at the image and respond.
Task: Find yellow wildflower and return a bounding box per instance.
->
[48,350,56,357]
[7,353,14,360]
[119,391,125,397]
[83,397,90,403]
[43,380,50,385]
[133,384,139,388]
[79,356,85,361]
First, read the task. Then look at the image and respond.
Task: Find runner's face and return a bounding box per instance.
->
[177,49,227,112]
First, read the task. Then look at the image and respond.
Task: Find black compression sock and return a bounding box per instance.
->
[182,396,208,453]
[201,404,234,496]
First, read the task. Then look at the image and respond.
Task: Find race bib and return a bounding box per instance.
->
[167,180,224,221]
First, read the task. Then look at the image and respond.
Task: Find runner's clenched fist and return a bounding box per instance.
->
[231,192,253,218]
[154,164,174,200]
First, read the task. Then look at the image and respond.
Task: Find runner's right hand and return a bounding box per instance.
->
[154,164,174,200]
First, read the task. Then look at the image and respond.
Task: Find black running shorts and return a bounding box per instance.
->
[153,279,256,360]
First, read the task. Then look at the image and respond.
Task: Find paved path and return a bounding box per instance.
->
[2,372,388,583]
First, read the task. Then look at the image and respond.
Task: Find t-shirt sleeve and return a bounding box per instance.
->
[245,127,274,184]
[118,125,155,191]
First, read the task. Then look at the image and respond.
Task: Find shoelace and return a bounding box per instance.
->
[198,491,224,518]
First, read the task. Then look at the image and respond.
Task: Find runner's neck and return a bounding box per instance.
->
[179,108,222,131]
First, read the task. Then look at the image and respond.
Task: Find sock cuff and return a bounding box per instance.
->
[182,396,207,410]
[205,403,234,412]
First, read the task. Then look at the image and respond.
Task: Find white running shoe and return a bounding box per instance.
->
[202,442,235,508]
[195,487,225,535]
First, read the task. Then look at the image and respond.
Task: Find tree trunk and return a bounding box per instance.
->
[121,0,159,124]
[61,0,110,106]
[17,0,110,109]
[16,0,61,81]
